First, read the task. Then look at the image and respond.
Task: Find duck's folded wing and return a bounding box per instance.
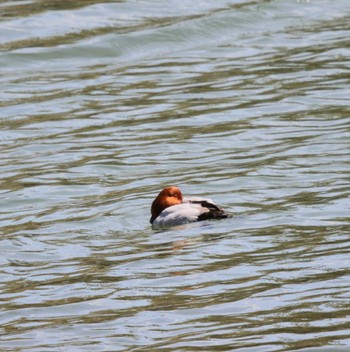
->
[184,196,225,214]
[186,199,228,221]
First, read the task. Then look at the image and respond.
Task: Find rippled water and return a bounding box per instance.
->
[1,0,350,351]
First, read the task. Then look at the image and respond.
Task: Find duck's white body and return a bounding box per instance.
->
[152,197,215,228]
[150,187,228,228]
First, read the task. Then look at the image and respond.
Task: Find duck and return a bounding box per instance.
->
[150,186,229,228]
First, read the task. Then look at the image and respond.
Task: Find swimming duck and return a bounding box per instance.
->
[150,186,229,227]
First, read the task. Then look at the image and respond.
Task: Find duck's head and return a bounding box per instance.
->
[150,186,183,224]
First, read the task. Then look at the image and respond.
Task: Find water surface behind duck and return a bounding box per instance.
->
[1,0,350,351]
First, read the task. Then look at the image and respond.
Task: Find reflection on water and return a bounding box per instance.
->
[1,0,350,351]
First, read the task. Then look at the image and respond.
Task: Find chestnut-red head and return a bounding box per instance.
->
[150,186,183,223]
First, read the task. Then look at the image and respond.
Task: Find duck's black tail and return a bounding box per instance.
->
[190,200,231,222]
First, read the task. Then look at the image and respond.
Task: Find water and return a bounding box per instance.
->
[1,0,350,351]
